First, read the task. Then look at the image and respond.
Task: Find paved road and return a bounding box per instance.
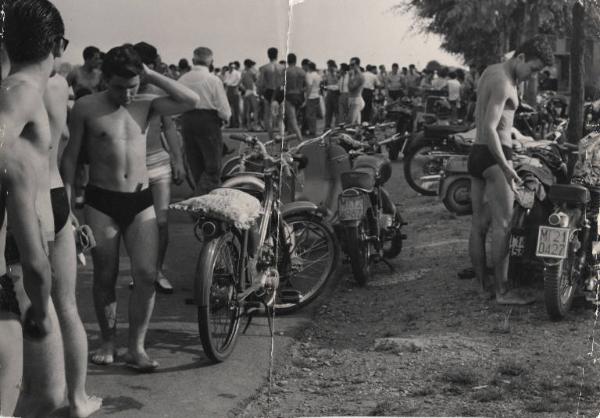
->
[51,130,310,417]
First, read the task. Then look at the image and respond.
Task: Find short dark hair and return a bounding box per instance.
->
[327,59,336,67]
[514,35,554,67]
[4,0,65,64]
[83,46,100,61]
[301,58,310,66]
[101,45,144,80]
[449,71,457,79]
[267,47,278,60]
[244,59,255,68]
[392,63,399,69]
[179,58,190,70]
[350,57,360,65]
[340,63,349,72]
[133,42,158,66]
[287,53,297,65]
[308,62,316,71]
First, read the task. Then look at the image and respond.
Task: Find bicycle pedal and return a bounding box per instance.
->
[279,289,302,304]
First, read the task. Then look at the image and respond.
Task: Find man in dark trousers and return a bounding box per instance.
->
[178,47,231,196]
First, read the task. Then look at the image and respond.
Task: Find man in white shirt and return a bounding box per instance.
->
[447,71,462,123]
[304,61,322,136]
[224,61,242,128]
[178,47,231,195]
[361,65,380,123]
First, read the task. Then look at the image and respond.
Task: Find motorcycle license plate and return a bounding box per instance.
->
[339,195,364,221]
[509,230,526,257]
[536,226,569,259]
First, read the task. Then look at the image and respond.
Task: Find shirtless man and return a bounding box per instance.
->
[257,47,284,139]
[45,36,103,416]
[468,36,553,304]
[348,57,365,125]
[67,46,103,99]
[133,42,185,293]
[62,45,199,371]
[0,1,68,416]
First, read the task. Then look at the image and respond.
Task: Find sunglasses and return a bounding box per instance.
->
[59,36,69,51]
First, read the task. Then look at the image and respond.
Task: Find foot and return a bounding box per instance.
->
[122,351,159,373]
[495,289,537,305]
[90,344,115,365]
[69,395,103,418]
[155,271,174,294]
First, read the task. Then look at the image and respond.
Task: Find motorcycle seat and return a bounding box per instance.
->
[548,184,591,205]
[424,124,471,139]
[341,167,376,192]
[353,154,392,185]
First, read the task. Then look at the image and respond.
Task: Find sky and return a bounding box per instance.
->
[52,0,463,70]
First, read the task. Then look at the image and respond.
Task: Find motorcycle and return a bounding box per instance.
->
[384,97,416,160]
[335,133,407,286]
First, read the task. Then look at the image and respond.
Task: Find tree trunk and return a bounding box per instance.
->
[567,1,585,173]
[524,0,540,107]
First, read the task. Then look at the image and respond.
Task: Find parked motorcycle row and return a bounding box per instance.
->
[169,88,600,363]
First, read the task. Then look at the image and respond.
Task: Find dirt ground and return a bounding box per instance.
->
[235,157,600,417]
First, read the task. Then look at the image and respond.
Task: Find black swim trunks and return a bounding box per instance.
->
[286,92,304,109]
[0,274,20,317]
[84,184,153,232]
[51,187,70,233]
[467,143,513,179]
[264,88,284,104]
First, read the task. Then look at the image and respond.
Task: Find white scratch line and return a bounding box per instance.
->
[406,238,468,251]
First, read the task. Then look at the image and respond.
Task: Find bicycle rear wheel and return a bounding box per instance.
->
[197,232,242,363]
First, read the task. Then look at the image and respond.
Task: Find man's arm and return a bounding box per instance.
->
[61,99,86,204]
[161,116,184,184]
[482,84,519,182]
[213,79,232,122]
[146,66,200,117]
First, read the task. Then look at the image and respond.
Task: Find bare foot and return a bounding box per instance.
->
[496,289,537,305]
[90,343,115,365]
[70,395,103,418]
[122,351,159,373]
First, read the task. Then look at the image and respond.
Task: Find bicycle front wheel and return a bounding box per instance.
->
[276,213,341,314]
[196,232,242,363]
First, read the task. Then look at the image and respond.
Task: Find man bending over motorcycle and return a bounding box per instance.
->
[468,36,553,304]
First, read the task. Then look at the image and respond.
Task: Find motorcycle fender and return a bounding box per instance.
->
[282,201,330,219]
[221,174,265,192]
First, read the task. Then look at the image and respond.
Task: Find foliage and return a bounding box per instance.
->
[397,0,600,67]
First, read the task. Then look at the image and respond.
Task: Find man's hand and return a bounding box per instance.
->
[503,165,522,194]
[171,159,185,185]
[23,306,51,340]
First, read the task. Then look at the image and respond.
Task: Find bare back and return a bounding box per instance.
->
[259,62,284,91]
[76,91,154,192]
[474,63,519,148]
[44,74,70,189]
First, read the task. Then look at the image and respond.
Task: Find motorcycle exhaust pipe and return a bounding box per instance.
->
[548,212,569,228]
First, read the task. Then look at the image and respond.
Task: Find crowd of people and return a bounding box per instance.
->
[0,0,556,417]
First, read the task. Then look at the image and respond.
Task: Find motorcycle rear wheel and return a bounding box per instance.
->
[382,212,404,259]
[345,222,371,286]
[543,256,576,321]
[403,143,443,196]
[442,178,472,216]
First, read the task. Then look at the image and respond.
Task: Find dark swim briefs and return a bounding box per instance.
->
[51,187,70,233]
[264,88,284,104]
[286,92,304,109]
[0,274,20,317]
[85,184,153,232]
[467,143,513,179]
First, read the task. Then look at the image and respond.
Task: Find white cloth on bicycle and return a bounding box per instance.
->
[169,188,262,230]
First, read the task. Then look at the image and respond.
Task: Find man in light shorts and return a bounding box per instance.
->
[348,57,365,125]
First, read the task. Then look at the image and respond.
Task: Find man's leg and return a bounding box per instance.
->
[181,116,205,195]
[0,314,22,417]
[285,101,303,141]
[197,118,224,195]
[14,295,66,418]
[263,97,273,139]
[150,180,173,293]
[325,92,334,128]
[469,177,492,295]
[52,224,102,417]
[85,205,121,365]
[123,206,159,370]
[306,98,318,136]
[251,95,260,130]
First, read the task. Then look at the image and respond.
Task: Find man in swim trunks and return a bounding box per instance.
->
[257,47,285,140]
[134,42,185,294]
[284,53,305,141]
[348,57,365,125]
[67,46,103,98]
[44,33,103,417]
[62,45,199,371]
[0,1,69,416]
[468,36,553,304]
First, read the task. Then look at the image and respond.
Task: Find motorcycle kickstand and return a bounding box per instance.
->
[380,257,395,272]
[242,302,261,334]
